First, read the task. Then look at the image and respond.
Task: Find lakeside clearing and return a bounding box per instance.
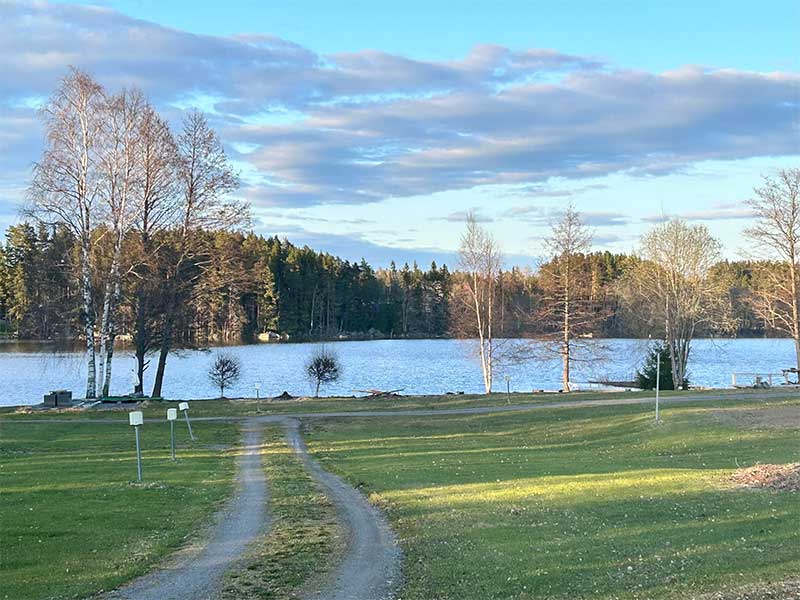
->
[1,390,798,599]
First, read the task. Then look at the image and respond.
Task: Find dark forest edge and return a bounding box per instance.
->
[0,224,779,344]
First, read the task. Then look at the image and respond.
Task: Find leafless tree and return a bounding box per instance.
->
[129,104,182,395]
[151,110,245,397]
[744,168,800,370]
[207,352,242,398]
[27,68,106,398]
[305,346,341,397]
[621,219,734,389]
[537,205,596,391]
[452,212,503,393]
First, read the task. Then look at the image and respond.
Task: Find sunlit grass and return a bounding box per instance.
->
[0,420,239,600]
[305,398,800,599]
[0,387,785,422]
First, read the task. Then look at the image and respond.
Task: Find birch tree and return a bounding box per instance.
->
[453,212,503,394]
[744,168,800,371]
[622,219,734,389]
[28,69,106,399]
[97,89,146,397]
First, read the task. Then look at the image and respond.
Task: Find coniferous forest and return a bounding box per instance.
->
[0,222,773,344]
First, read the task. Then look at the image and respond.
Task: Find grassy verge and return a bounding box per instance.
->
[0,419,239,600]
[223,426,339,600]
[1,387,784,421]
[305,397,800,600]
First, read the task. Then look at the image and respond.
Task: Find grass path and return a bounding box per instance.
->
[221,425,339,600]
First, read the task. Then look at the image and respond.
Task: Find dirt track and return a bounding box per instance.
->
[101,420,268,600]
[285,419,401,600]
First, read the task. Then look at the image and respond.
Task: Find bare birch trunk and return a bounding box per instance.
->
[80,237,97,398]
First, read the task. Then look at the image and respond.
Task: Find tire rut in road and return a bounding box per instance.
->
[285,419,401,600]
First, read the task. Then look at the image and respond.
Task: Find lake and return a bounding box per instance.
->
[0,338,795,406]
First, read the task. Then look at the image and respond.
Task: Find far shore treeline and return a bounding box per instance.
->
[0,227,776,345]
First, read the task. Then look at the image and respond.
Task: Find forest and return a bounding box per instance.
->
[0,222,773,344]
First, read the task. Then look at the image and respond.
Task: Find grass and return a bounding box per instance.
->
[304,396,800,600]
[223,426,339,600]
[0,387,776,421]
[0,419,239,600]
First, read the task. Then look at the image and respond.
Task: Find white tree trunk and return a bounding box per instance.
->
[80,238,96,399]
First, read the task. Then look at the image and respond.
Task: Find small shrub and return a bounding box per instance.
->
[305,347,341,397]
[207,352,242,398]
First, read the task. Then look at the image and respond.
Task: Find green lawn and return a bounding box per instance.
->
[0,419,239,600]
[0,388,776,421]
[304,397,800,600]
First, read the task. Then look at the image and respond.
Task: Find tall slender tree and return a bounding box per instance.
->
[28,68,106,398]
[97,88,146,396]
[129,104,181,394]
[452,212,503,394]
[537,206,595,391]
[744,168,800,370]
[151,110,244,398]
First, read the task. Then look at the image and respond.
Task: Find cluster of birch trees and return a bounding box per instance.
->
[26,69,246,399]
[455,168,800,393]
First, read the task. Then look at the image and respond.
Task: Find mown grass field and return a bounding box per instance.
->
[0,419,239,600]
[0,388,775,421]
[305,396,800,600]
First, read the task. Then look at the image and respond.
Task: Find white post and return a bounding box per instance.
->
[129,411,144,482]
[655,354,661,423]
[167,408,177,460]
[179,402,195,441]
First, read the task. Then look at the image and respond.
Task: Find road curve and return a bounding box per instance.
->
[285,419,401,600]
[102,419,268,600]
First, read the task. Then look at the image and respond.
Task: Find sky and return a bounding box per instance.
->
[1,0,798,267]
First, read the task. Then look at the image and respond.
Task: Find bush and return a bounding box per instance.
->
[207,352,242,398]
[305,347,341,397]
[636,341,687,390]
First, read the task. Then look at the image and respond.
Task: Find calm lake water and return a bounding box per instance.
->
[0,338,795,406]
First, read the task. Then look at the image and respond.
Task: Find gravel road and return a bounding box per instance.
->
[101,419,268,600]
[285,419,401,600]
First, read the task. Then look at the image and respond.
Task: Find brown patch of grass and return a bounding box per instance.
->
[730,463,800,492]
[712,405,800,430]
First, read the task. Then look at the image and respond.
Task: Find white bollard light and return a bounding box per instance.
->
[129,411,144,482]
[167,408,178,460]
[178,402,195,441]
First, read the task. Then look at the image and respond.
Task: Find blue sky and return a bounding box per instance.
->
[1,0,799,266]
